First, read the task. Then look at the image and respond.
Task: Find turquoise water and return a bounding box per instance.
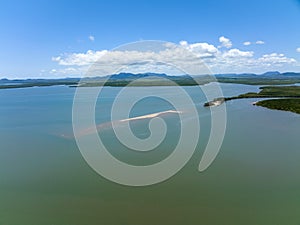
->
[0,84,300,225]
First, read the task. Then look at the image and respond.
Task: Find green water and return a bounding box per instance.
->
[0,84,300,225]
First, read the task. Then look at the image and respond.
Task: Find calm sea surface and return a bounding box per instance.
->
[0,83,300,225]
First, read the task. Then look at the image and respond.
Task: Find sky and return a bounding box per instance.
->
[0,0,300,78]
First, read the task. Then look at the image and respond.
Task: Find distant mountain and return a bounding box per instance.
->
[1,71,300,89]
[215,71,300,79]
[281,72,300,77]
[260,71,281,76]
[214,73,257,78]
[2,72,300,83]
[107,72,173,80]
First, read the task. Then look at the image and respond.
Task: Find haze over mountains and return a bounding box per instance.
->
[1,71,300,89]
[1,71,300,82]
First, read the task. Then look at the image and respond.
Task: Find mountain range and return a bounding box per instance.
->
[1,71,300,89]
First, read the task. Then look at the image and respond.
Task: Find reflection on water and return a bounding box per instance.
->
[0,84,300,225]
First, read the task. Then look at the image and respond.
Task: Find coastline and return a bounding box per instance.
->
[203,86,300,115]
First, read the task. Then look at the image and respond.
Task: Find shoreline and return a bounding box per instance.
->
[204,86,300,115]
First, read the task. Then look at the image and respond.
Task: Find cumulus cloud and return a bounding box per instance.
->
[180,41,218,58]
[179,40,188,46]
[256,40,265,45]
[51,38,298,76]
[258,53,296,65]
[219,36,232,48]
[223,49,253,58]
[297,47,300,53]
[52,46,210,76]
[89,35,95,41]
[50,67,88,76]
[243,40,265,46]
[52,50,108,66]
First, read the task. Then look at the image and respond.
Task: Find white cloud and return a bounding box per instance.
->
[258,53,296,65]
[219,36,232,48]
[89,35,95,41]
[256,40,265,45]
[297,47,300,53]
[50,67,88,76]
[52,44,215,76]
[181,41,219,58]
[222,49,253,58]
[52,50,108,66]
[179,40,188,46]
[243,40,265,46]
[51,38,298,76]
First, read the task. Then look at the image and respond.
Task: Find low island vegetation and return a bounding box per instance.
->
[255,99,300,114]
[208,86,300,115]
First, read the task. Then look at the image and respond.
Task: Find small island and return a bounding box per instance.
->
[204,86,300,115]
[204,97,225,107]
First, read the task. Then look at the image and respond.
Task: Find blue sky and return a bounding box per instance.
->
[0,0,300,78]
